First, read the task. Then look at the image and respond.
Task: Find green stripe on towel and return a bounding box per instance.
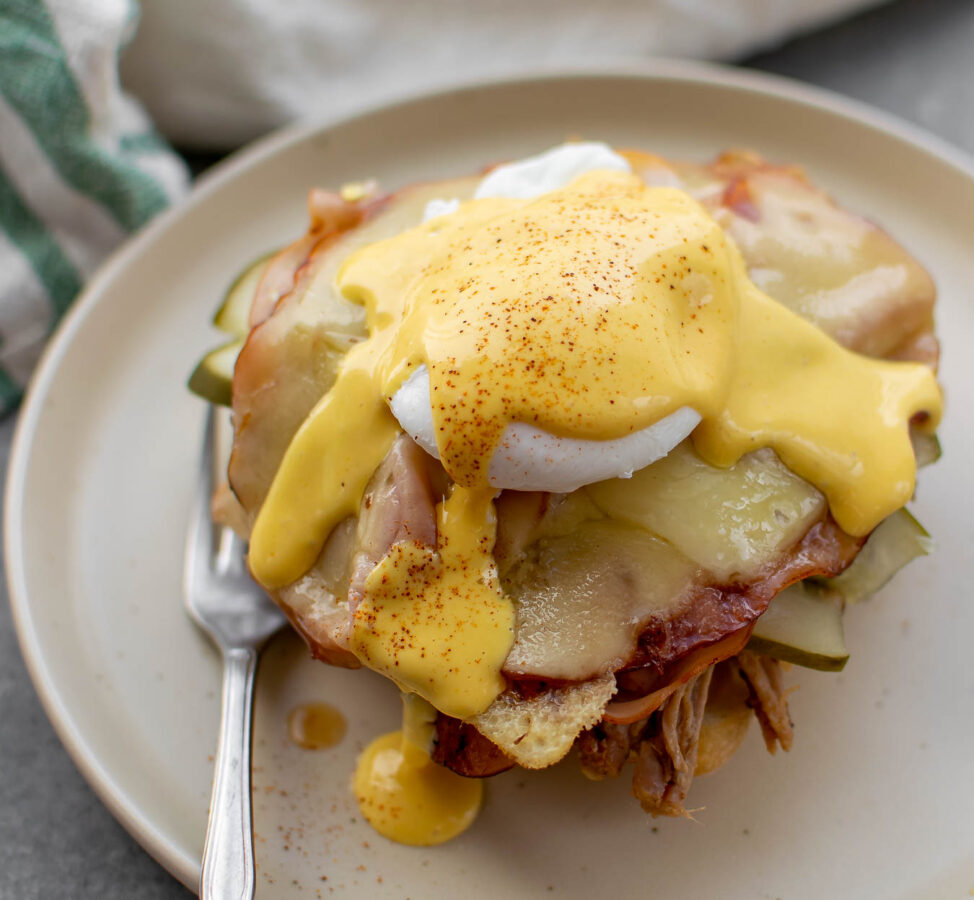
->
[119,131,173,157]
[0,163,82,318]
[0,358,23,410]
[0,2,170,232]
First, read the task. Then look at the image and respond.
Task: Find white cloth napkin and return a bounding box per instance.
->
[0,0,884,413]
[122,0,887,148]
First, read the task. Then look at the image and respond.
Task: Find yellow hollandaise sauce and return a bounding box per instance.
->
[351,484,512,720]
[247,367,400,590]
[354,694,483,846]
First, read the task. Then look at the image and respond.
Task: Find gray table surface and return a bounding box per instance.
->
[2,0,972,896]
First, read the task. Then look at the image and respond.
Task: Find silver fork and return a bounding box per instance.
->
[184,407,287,900]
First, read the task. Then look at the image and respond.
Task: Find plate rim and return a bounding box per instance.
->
[6,58,974,890]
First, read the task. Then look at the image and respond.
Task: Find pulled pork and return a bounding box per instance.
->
[578,652,793,817]
[736,650,794,752]
[631,666,714,816]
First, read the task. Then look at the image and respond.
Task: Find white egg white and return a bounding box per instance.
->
[474,141,630,200]
[486,409,702,493]
[389,366,439,458]
[422,142,629,222]
[390,364,701,493]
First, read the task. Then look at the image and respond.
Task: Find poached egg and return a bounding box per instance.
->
[402,142,703,492]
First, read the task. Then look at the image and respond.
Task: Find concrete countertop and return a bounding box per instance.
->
[1,0,971,895]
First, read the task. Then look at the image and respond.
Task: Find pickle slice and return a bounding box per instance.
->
[187,339,244,406]
[824,508,932,604]
[749,508,931,671]
[748,583,848,672]
[189,252,273,406]
[213,252,274,338]
[912,430,942,469]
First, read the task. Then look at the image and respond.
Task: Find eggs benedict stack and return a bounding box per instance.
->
[195,143,942,844]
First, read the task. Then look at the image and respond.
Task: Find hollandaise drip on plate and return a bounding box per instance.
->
[244,143,942,844]
[354,694,482,846]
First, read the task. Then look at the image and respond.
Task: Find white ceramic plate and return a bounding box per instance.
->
[7,63,974,899]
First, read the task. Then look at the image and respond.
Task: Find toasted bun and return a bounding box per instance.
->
[471,674,617,769]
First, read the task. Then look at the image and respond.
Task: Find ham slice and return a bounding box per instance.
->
[263,434,441,670]
[346,434,440,619]
[248,190,367,327]
[617,518,862,694]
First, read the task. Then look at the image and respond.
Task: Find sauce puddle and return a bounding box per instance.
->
[286,702,347,750]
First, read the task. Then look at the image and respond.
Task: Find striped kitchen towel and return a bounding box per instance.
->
[0,0,188,415]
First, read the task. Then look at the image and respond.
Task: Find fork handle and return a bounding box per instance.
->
[200,646,258,900]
